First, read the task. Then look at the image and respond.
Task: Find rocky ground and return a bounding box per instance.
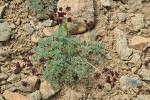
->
[0,0,150,100]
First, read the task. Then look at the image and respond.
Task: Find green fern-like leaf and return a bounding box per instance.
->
[32,24,105,85]
[24,0,57,13]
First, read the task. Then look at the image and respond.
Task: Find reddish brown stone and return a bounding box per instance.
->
[3,90,28,100]
[129,36,150,51]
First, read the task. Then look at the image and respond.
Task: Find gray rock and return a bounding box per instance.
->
[58,0,94,34]
[23,23,34,34]
[0,3,8,18]
[0,80,7,86]
[7,74,20,82]
[100,0,110,7]
[0,19,4,22]
[0,48,9,57]
[135,95,150,100]
[0,94,4,100]
[139,69,150,81]
[119,76,142,91]
[117,13,126,22]
[40,81,60,99]
[28,90,41,100]
[131,14,144,31]
[42,19,56,27]
[128,0,143,9]
[10,76,40,92]
[104,83,111,91]
[105,53,112,60]
[15,18,21,25]
[114,28,132,60]
[0,21,12,42]
[129,52,141,68]
[10,23,16,29]
[0,66,9,73]
[36,13,49,20]
[0,73,8,82]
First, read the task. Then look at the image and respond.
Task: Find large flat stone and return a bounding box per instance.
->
[114,28,132,60]
[0,21,12,42]
[57,0,94,34]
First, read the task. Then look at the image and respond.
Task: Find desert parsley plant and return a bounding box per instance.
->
[24,0,57,13]
[31,24,104,85]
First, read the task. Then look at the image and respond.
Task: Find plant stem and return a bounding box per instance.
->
[87,61,106,78]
